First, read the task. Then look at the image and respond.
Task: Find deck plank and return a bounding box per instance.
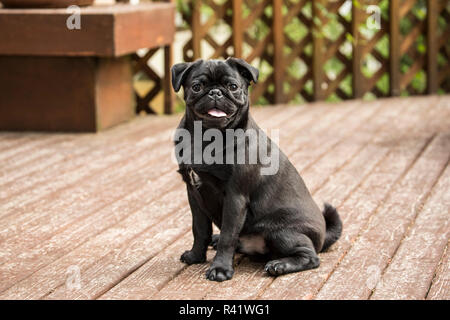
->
[314,133,449,299]
[0,115,169,171]
[98,233,195,300]
[0,105,299,253]
[201,98,441,300]
[0,133,42,152]
[44,209,192,300]
[40,109,312,300]
[151,102,396,300]
[0,134,69,163]
[200,103,412,300]
[427,244,449,300]
[0,128,153,188]
[0,105,311,298]
[259,96,449,300]
[0,171,181,296]
[0,137,176,261]
[91,102,367,300]
[24,104,353,299]
[370,164,450,299]
[0,96,448,300]
[0,118,177,210]
[0,105,285,198]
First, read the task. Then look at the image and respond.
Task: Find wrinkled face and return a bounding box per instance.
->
[172,59,259,129]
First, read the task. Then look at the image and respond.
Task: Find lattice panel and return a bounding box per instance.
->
[313,0,353,101]
[353,0,390,98]
[437,0,450,92]
[180,0,233,62]
[173,0,450,108]
[179,0,277,105]
[398,0,428,95]
[131,0,450,114]
[282,0,314,103]
[118,0,174,114]
[242,0,275,104]
[132,49,161,114]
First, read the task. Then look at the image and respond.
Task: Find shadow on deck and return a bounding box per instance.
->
[0,96,448,300]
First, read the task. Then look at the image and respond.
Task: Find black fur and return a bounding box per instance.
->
[172,58,342,282]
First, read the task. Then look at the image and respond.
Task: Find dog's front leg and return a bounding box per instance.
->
[206,190,247,282]
[181,187,212,265]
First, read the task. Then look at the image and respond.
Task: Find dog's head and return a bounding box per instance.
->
[171,58,259,129]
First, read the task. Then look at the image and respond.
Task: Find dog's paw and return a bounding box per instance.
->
[264,260,288,276]
[180,250,206,265]
[209,234,220,250]
[205,263,234,282]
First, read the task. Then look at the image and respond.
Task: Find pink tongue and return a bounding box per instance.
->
[207,108,227,118]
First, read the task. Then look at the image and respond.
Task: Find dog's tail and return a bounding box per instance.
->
[321,203,343,252]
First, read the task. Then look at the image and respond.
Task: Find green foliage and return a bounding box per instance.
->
[176,0,191,16]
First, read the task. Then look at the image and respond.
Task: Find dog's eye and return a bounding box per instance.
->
[228,84,238,92]
[192,84,202,92]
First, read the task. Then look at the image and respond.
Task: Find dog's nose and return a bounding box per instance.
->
[208,89,223,99]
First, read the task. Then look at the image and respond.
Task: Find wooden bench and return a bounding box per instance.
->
[0,2,175,132]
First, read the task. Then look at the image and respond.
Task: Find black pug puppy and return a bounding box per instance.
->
[171,58,342,282]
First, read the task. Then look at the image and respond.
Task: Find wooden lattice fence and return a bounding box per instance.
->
[126,0,450,114]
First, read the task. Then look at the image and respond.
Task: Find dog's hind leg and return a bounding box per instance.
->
[264,232,320,276]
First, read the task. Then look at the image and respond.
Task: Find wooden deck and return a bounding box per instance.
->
[0,96,448,300]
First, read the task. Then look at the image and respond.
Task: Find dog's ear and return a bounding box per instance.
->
[226,58,259,84]
[171,62,191,92]
[171,61,202,92]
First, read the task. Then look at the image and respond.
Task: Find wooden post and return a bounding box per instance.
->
[164,44,174,114]
[352,1,364,99]
[272,0,284,104]
[389,0,401,96]
[312,0,326,101]
[163,0,175,114]
[191,0,202,60]
[232,0,243,58]
[426,0,439,94]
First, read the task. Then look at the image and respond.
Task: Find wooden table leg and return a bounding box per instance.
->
[163,44,175,115]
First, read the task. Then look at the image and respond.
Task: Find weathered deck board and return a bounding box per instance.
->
[427,244,449,300]
[260,96,449,300]
[0,96,448,300]
[152,101,404,300]
[0,118,176,213]
[315,135,450,299]
[151,102,376,300]
[0,105,310,298]
[41,109,312,300]
[370,164,450,300]
[0,115,171,176]
[0,137,176,267]
[40,105,342,299]
[188,97,444,300]
[98,232,197,300]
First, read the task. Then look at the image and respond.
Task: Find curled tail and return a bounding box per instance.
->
[321,203,343,252]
